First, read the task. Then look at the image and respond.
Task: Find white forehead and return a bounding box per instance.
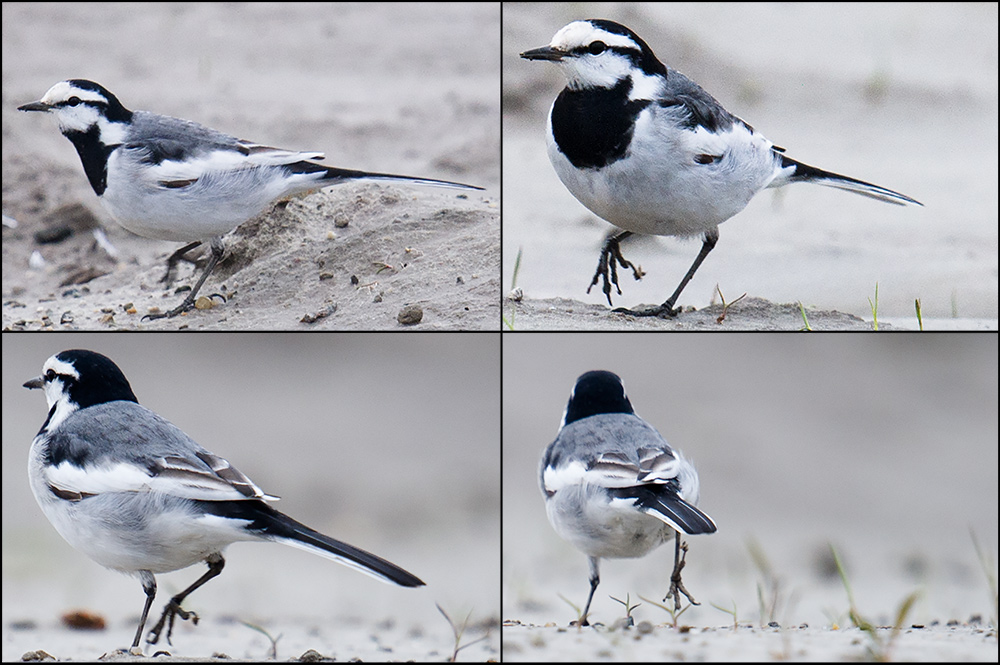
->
[39,80,103,104]
[43,354,80,379]
[550,21,637,50]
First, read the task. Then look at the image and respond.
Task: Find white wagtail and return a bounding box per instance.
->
[18,80,482,319]
[521,20,922,317]
[540,370,716,625]
[24,349,424,649]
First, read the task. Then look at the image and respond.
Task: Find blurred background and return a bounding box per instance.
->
[2,333,499,659]
[2,2,500,330]
[503,2,998,321]
[503,333,997,628]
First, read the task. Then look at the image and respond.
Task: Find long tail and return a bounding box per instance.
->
[778,154,921,206]
[202,500,425,587]
[320,166,483,191]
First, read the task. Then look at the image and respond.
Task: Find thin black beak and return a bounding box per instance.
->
[520,46,565,62]
[18,101,51,112]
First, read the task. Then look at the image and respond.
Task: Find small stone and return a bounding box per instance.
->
[21,649,55,661]
[397,304,423,325]
[300,304,338,324]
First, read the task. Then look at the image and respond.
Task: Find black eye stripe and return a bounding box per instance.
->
[571,43,635,58]
[57,97,103,109]
[43,369,75,383]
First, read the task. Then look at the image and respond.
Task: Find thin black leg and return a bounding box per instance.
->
[131,571,157,649]
[143,236,227,320]
[619,228,719,318]
[664,532,700,611]
[147,554,226,645]
[578,556,601,627]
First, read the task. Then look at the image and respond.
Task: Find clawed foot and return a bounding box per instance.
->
[142,292,225,321]
[663,539,699,611]
[612,303,680,318]
[147,599,199,645]
[587,234,644,306]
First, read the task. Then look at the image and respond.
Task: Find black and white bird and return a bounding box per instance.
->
[540,370,716,625]
[521,20,922,317]
[18,80,481,319]
[24,349,424,650]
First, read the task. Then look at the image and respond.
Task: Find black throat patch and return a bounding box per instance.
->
[63,123,118,196]
[550,77,651,170]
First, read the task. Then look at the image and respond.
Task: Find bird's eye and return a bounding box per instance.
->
[67,96,81,106]
[588,41,607,55]
[44,369,56,381]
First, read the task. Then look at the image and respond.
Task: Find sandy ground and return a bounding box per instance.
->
[502,622,996,662]
[506,295,894,331]
[503,295,999,331]
[2,3,500,330]
[502,334,998,661]
[2,335,500,661]
[503,3,998,326]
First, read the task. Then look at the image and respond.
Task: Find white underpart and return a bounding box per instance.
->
[101,141,331,241]
[548,98,780,237]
